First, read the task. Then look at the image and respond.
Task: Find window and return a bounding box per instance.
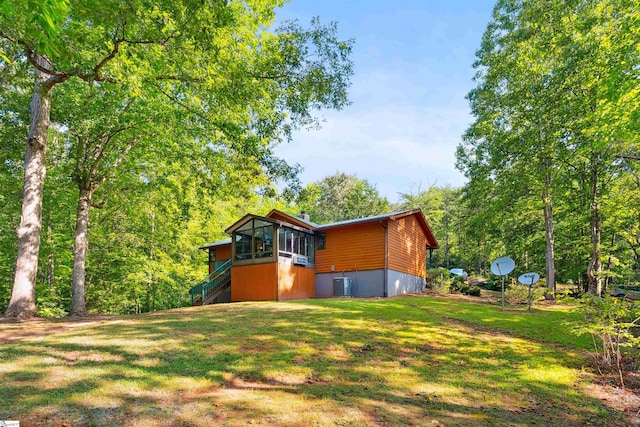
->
[235,231,253,260]
[277,225,314,263]
[254,225,273,258]
[316,232,326,250]
[233,219,275,262]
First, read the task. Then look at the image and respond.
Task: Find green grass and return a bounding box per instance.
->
[0,295,627,426]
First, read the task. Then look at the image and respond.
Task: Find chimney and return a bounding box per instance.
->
[300,211,310,221]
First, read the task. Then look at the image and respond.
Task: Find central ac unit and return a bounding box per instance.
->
[333,277,352,296]
[292,255,308,266]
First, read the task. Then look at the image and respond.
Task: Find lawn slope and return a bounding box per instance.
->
[0,296,628,426]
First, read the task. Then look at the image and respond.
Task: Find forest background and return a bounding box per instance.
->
[1,0,639,316]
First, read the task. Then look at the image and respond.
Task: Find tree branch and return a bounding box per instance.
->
[93,134,144,189]
[88,121,147,179]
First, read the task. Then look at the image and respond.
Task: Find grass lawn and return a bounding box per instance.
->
[0,295,635,426]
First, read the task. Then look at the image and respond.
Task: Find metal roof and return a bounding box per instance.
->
[198,238,232,250]
[315,209,416,230]
[199,208,438,250]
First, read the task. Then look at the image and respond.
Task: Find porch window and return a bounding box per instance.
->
[277,226,314,263]
[233,219,275,262]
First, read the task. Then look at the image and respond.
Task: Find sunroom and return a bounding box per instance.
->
[225,214,317,301]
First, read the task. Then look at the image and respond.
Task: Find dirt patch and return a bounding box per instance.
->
[585,376,640,426]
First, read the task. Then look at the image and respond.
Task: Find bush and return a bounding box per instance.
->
[504,284,546,305]
[426,268,453,294]
[37,300,67,318]
[570,296,640,388]
[484,276,506,291]
[461,284,481,297]
[449,276,466,293]
[431,280,451,295]
[425,268,480,297]
[426,268,450,284]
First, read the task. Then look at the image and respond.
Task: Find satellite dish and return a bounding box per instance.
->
[518,272,540,287]
[490,256,515,276]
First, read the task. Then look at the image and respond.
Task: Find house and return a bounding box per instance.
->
[190,209,438,305]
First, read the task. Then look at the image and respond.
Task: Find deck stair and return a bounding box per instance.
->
[190,259,231,305]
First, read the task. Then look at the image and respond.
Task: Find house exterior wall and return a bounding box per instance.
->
[387,214,428,278]
[386,269,425,296]
[315,222,385,274]
[214,286,231,303]
[278,263,316,300]
[216,244,232,260]
[231,262,278,301]
[208,244,232,275]
[315,269,385,298]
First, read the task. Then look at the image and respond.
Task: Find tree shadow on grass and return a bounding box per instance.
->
[0,297,628,426]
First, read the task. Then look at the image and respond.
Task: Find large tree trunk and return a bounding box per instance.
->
[4,57,52,319]
[70,186,92,316]
[542,165,556,297]
[587,159,602,296]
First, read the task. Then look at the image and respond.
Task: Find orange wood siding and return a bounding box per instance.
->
[216,244,232,260]
[208,244,232,275]
[231,263,278,301]
[277,263,316,300]
[315,222,385,273]
[388,214,428,277]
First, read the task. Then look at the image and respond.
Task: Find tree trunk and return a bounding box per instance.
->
[70,186,92,316]
[587,202,603,295]
[4,57,52,319]
[444,213,450,269]
[542,165,556,297]
[47,224,55,295]
[587,159,602,296]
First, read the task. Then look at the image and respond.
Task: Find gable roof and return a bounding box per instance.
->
[224,211,315,235]
[201,208,438,250]
[266,209,318,229]
[224,213,276,234]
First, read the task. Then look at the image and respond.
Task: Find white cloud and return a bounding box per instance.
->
[275,103,470,203]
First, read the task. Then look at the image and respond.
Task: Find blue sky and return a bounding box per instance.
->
[273,0,496,203]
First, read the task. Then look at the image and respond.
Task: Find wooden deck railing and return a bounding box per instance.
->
[190,259,232,305]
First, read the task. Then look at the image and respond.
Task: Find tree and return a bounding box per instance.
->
[457,0,639,295]
[397,185,465,269]
[296,172,390,224]
[2,0,353,317]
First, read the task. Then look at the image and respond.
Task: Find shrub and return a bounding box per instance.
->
[426,268,450,284]
[426,268,453,294]
[484,276,506,291]
[431,280,451,295]
[450,276,466,293]
[461,285,481,297]
[504,284,546,305]
[37,300,67,318]
[570,296,640,388]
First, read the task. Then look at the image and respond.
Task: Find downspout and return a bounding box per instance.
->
[380,220,388,297]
